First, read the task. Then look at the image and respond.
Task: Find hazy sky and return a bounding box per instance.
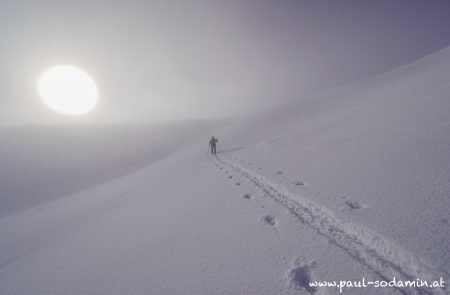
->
[1,0,450,124]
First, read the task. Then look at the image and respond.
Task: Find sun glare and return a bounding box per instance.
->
[38,65,98,115]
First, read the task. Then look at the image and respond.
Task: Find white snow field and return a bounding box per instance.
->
[1,46,450,294]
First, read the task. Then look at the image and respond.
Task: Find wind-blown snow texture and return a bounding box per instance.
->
[1,47,450,294]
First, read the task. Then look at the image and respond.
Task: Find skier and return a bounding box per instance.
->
[209,136,218,154]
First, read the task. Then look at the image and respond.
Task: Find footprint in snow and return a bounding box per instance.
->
[286,258,318,294]
[345,199,364,210]
[339,199,366,212]
[261,215,277,226]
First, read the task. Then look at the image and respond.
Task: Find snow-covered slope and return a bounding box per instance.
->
[216,45,450,272]
[1,46,450,294]
[0,121,218,217]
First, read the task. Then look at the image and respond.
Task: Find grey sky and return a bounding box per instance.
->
[1,0,450,124]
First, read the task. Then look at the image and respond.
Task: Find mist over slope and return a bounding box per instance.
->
[0,121,218,217]
[0,46,449,294]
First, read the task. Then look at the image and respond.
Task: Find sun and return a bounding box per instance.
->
[38,65,98,115]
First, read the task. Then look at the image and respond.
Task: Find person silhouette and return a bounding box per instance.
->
[209,136,218,154]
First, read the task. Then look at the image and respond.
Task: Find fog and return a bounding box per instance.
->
[1,0,450,125]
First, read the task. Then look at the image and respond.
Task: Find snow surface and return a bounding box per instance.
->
[1,46,450,294]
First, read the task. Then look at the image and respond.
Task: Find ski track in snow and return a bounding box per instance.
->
[209,154,449,295]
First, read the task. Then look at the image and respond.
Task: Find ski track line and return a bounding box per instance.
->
[210,154,448,295]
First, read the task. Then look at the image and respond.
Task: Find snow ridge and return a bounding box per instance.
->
[212,154,448,295]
